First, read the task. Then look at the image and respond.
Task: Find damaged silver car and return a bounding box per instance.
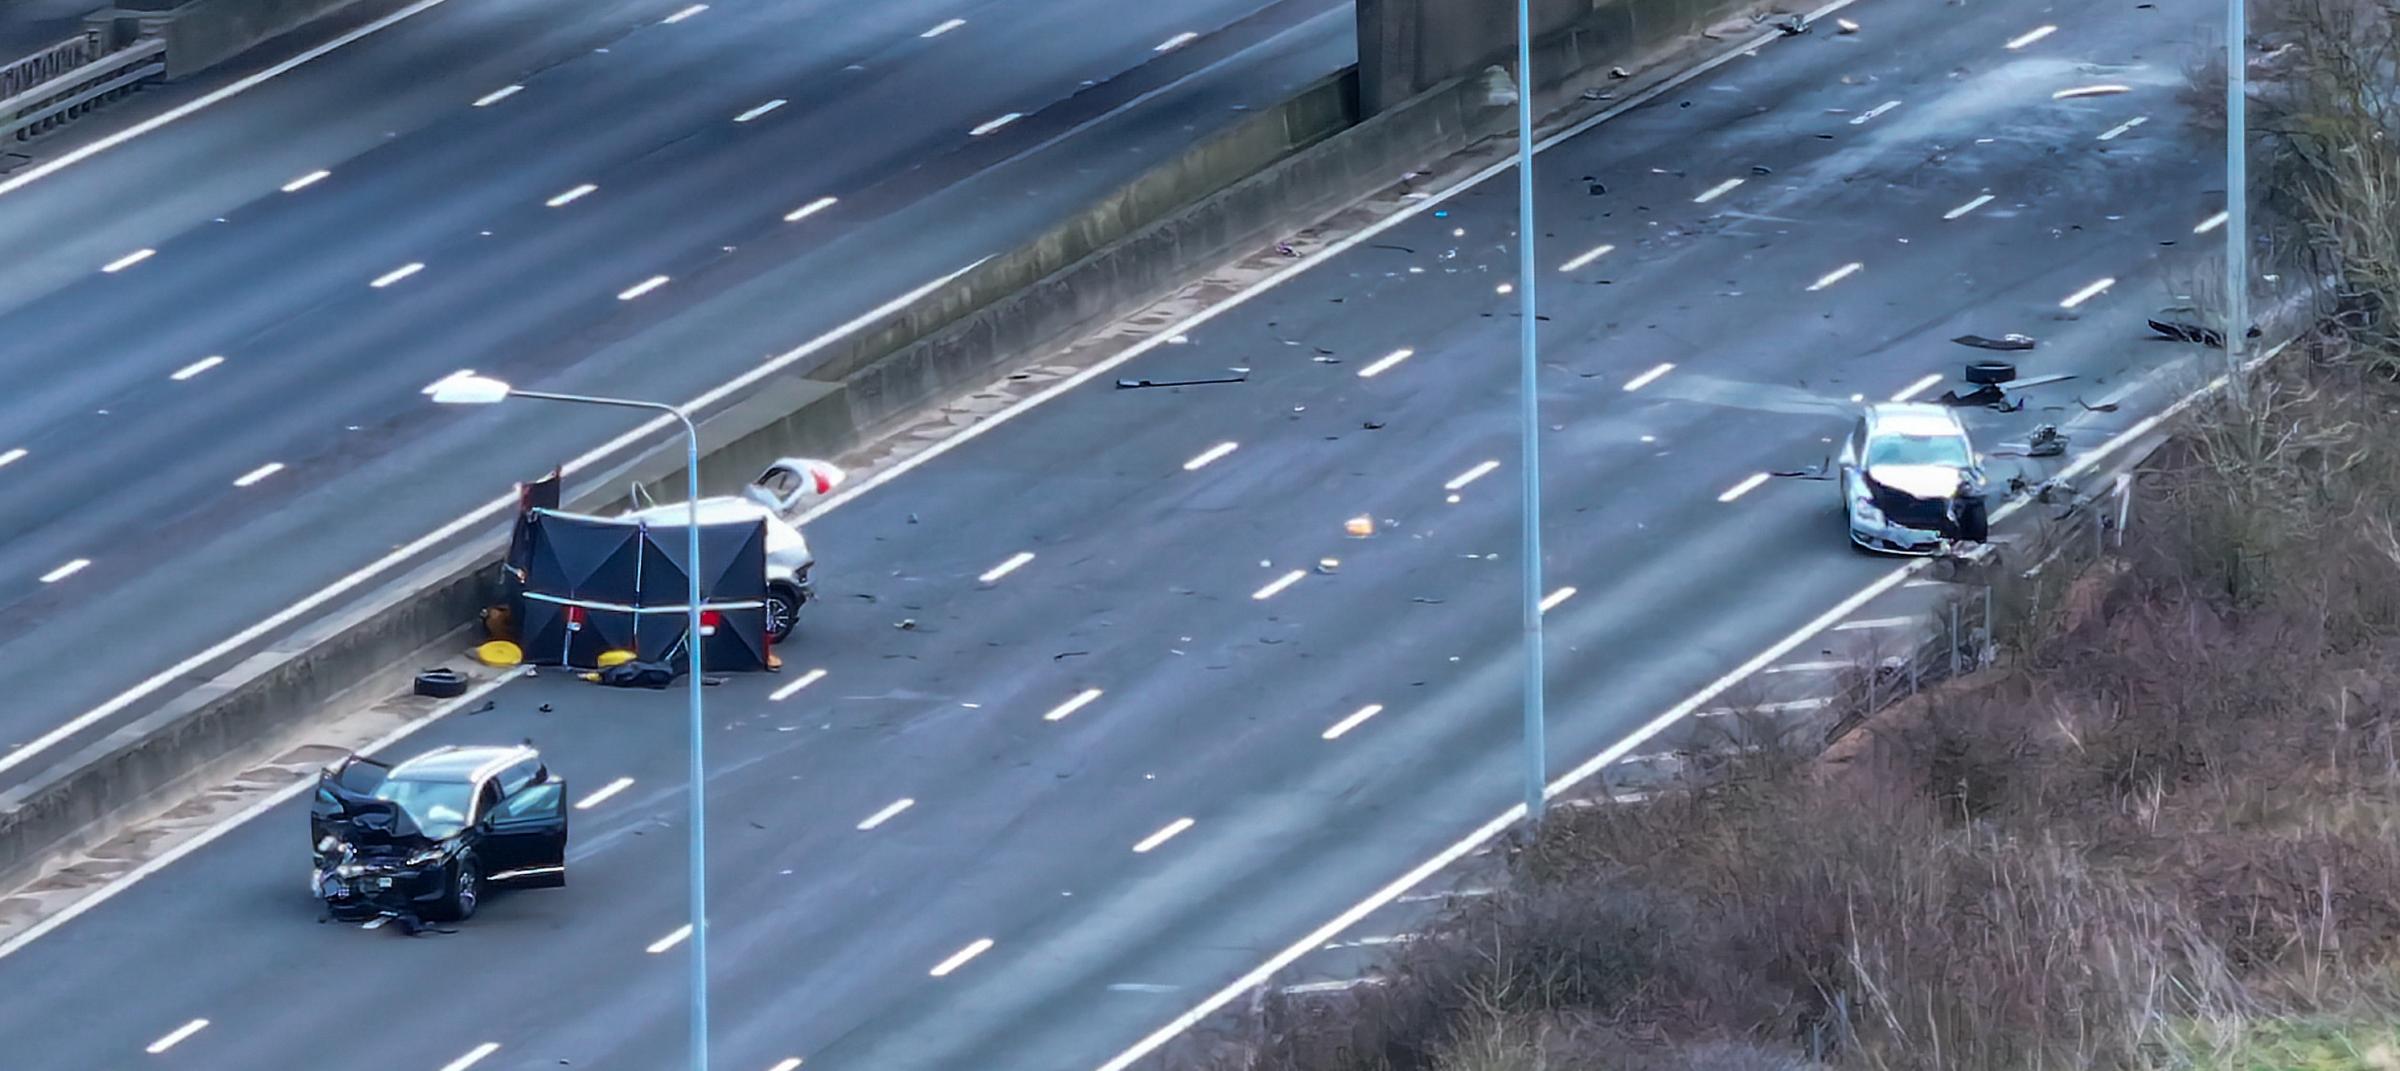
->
[1837,402,1990,554]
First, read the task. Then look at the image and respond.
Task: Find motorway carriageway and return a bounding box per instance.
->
[0,0,1351,790]
[0,0,2248,1067]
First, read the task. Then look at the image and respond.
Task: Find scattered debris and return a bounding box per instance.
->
[1835,16,1861,33]
[1751,164,1774,175]
[1370,243,1415,255]
[1315,558,1340,575]
[1609,66,1630,79]
[1362,419,1386,430]
[1773,14,1811,35]
[1053,650,1089,660]
[1952,333,2036,351]
[2025,424,2068,457]
[1771,457,1834,480]
[2145,318,2261,348]
[2073,396,2119,413]
[895,618,918,630]
[1276,242,1298,257]
[1115,373,1248,390]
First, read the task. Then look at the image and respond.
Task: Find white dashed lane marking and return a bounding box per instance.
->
[145,1018,208,1054]
[930,938,994,977]
[280,169,330,192]
[1322,703,1383,740]
[1717,473,1770,502]
[471,84,522,107]
[39,559,90,583]
[101,248,155,273]
[1133,817,1194,853]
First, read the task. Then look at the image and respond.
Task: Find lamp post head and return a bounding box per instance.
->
[428,373,514,406]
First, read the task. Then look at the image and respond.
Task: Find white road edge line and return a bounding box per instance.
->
[0,0,469,199]
[770,668,828,701]
[1321,703,1383,740]
[145,1018,208,1054]
[575,777,634,810]
[930,938,994,976]
[439,1042,501,1071]
[1133,817,1194,853]
[0,667,528,963]
[857,797,915,831]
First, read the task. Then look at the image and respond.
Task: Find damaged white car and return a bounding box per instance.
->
[621,457,844,640]
[1837,402,1990,554]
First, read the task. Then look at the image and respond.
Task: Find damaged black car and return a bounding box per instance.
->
[1837,402,1990,554]
[310,744,568,924]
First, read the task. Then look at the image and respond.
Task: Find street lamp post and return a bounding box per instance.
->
[1514,0,1548,826]
[430,375,711,1071]
[2226,0,2250,405]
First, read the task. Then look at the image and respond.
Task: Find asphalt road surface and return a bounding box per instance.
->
[0,0,2250,1067]
[0,0,1352,786]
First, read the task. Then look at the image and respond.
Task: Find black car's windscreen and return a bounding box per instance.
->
[375,778,474,838]
[1866,433,1971,469]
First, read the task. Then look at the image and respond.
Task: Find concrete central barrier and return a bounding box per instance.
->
[0,0,1773,893]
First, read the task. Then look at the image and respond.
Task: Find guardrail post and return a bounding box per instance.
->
[1949,600,1962,678]
[2114,471,2134,548]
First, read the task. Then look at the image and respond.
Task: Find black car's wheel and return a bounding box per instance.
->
[764,582,804,641]
[436,856,480,922]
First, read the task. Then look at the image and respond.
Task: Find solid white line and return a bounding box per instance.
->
[921,17,965,37]
[646,924,693,954]
[0,260,981,782]
[1539,586,1577,613]
[770,668,828,701]
[1444,460,1500,491]
[1252,569,1306,601]
[1043,687,1104,722]
[231,462,285,488]
[2053,84,2131,100]
[1154,30,1198,51]
[280,169,330,192]
[1355,347,1415,378]
[1182,441,1238,471]
[1321,704,1383,740]
[0,448,23,468]
[1621,362,1673,391]
[1849,99,1900,125]
[662,3,707,23]
[145,1018,208,1054]
[1765,660,1849,674]
[2097,115,2148,140]
[2195,210,2229,234]
[0,0,469,200]
[857,797,915,831]
[1132,817,1195,853]
[1834,616,1913,631]
[734,98,787,123]
[370,262,424,288]
[439,1042,501,1071]
[39,559,89,583]
[1693,177,1744,203]
[575,777,633,810]
[471,84,522,107]
[1090,289,2304,1071]
[930,938,994,976]
[1698,697,1833,717]
[2006,24,2057,49]
[1717,472,1770,502]
[618,275,670,301]
[1891,372,1945,402]
[2059,276,2116,308]
[1558,243,1614,272]
[784,196,838,222]
[0,667,524,964]
[170,355,225,381]
[1806,261,1864,291]
[979,551,1036,583]
[101,248,154,273]
[546,183,598,207]
[970,112,1023,136]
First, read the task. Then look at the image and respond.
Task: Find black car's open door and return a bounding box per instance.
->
[310,755,393,851]
[481,776,568,889]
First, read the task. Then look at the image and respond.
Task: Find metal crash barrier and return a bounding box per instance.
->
[1,33,166,143]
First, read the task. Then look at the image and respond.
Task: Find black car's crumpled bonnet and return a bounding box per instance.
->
[320,781,436,850]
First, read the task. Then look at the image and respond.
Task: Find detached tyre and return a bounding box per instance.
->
[1964,360,2016,385]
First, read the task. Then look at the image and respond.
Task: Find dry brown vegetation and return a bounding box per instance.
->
[1178,5,2400,1065]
